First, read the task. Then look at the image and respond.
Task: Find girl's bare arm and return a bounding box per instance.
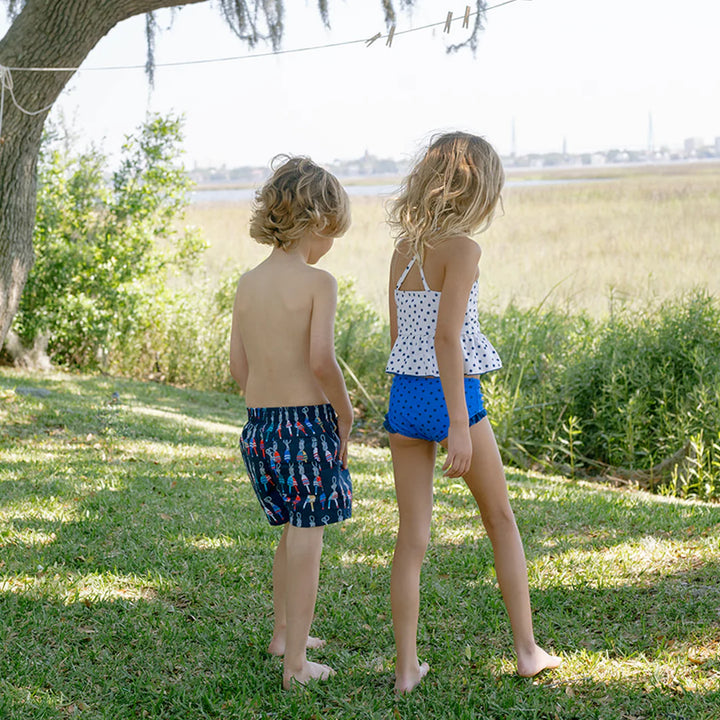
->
[434,237,482,477]
[388,250,401,347]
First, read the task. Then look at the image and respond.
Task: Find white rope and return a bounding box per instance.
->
[0,63,56,137]
[0,65,7,138]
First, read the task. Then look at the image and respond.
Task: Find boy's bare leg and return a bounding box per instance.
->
[282,524,334,689]
[463,419,562,677]
[268,524,325,656]
[389,433,435,693]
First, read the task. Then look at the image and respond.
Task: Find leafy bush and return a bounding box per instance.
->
[335,278,391,428]
[12,115,205,367]
[477,303,594,462]
[109,271,237,393]
[565,291,720,497]
[481,291,720,500]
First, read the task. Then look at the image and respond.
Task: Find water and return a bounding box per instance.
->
[190,183,397,203]
[190,177,598,204]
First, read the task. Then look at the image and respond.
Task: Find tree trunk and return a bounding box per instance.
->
[0,0,208,347]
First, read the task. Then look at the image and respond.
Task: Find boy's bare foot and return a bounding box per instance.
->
[282,660,335,690]
[268,635,326,656]
[394,661,429,694]
[517,646,562,677]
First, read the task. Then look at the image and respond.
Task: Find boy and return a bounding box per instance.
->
[229,155,353,689]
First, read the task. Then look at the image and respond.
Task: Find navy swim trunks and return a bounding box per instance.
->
[383,375,487,443]
[240,403,352,528]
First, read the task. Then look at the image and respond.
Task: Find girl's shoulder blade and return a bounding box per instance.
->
[435,235,481,265]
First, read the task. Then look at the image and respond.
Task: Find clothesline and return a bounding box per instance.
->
[2,1,522,73]
[0,0,527,137]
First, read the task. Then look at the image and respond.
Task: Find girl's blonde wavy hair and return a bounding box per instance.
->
[250,155,350,249]
[389,132,505,258]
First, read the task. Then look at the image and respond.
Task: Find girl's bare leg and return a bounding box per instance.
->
[282,525,335,689]
[268,524,325,656]
[389,433,435,693]
[462,418,561,676]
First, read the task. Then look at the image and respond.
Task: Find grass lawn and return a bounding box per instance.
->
[1,367,719,719]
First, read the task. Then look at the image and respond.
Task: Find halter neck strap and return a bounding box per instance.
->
[396,255,431,291]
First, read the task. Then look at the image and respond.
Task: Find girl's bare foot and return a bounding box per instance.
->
[394,661,429,694]
[282,660,335,690]
[517,646,562,677]
[268,634,326,656]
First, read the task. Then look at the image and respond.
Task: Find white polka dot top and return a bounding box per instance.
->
[385,256,502,377]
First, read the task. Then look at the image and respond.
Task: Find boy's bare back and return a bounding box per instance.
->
[231,250,337,408]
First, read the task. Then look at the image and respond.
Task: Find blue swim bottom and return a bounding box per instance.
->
[383,375,487,442]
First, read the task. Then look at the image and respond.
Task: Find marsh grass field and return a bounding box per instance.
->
[1,369,719,719]
[188,162,720,317]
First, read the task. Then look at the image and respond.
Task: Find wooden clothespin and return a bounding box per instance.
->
[444,11,453,33]
[386,24,396,47]
[365,31,382,47]
[463,6,472,28]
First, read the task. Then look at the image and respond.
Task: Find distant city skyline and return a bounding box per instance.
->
[187,125,720,171]
[2,0,718,167]
[187,140,720,192]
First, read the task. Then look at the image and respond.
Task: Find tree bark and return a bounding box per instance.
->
[0,0,208,347]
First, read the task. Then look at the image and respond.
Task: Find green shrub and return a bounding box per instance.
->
[481,291,720,500]
[12,115,205,367]
[477,303,594,465]
[565,290,720,497]
[108,272,237,393]
[333,278,391,427]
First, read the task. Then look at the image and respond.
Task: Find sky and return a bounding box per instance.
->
[3,0,719,167]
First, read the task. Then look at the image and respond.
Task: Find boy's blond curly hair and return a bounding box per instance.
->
[389,132,505,259]
[250,155,350,249]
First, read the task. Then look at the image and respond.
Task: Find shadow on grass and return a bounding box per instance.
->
[1,370,247,441]
[2,367,720,718]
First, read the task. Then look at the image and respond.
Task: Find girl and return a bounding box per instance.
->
[384,132,561,693]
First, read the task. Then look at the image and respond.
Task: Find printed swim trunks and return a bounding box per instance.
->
[383,375,487,443]
[240,403,352,528]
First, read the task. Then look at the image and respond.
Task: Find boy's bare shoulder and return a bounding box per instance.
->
[233,267,258,298]
[305,265,338,293]
[235,264,262,285]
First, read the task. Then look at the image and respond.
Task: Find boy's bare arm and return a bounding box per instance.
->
[308,272,353,467]
[229,284,249,391]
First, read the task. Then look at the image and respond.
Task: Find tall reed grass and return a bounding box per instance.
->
[479,290,720,500]
[187,164,720,318]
